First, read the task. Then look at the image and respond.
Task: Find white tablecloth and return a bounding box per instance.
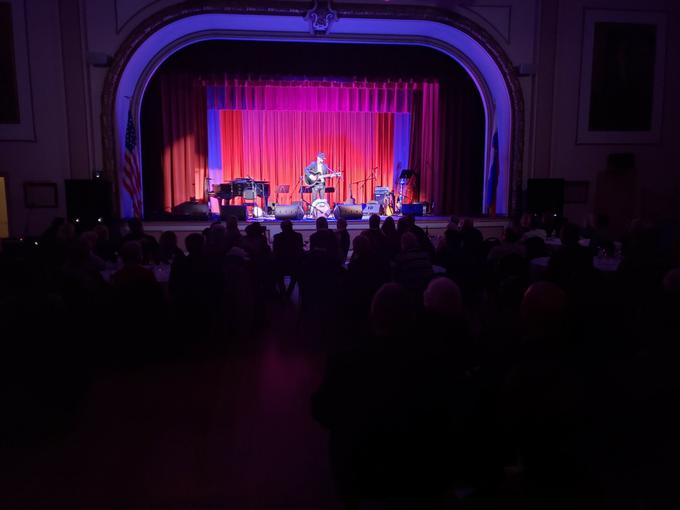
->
[101,264,171,283]
[530,255,621,276]
[544,237,591,248]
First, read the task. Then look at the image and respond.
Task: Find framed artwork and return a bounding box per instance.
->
[0,0,35,141]
[24,181,58,208]
[577,9,666,144]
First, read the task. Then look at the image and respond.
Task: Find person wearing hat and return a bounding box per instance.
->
[304,152,334,202]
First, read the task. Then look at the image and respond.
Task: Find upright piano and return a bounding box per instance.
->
[213,179,270,211]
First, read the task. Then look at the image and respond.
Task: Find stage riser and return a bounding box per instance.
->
[142,217,507,249]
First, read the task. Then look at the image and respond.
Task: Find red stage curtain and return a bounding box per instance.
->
[219,110,394,205]
[209,77,416,113]
[408,82,441,206]
[440,78,486,215]
[160,74,208,212]
[157,75,473,212]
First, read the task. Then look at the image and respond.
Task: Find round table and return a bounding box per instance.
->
[530,255,621,280]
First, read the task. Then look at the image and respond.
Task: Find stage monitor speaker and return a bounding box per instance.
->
[274,203,304,220]
[65,179,112,228]
[401,203,424,216]
[363,201,381,215]
[220,204,247,221]
[333,203,363,220]
[527,178,564,215]
[172,200,209,218]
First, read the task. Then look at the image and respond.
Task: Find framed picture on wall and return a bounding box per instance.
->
[576,9,666,144]
[0,0,35,141]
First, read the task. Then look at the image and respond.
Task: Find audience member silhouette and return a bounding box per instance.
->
[380,215,400,260]
[309,217,339,263]
[393,231,433,300]
[158,230,185,265]
[335,217,350,265]
[121,217,159,264]
[361,214,389,262]
[273,219,304,296]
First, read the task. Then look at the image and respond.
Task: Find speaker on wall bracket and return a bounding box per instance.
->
[65,179,113,229]
[526,178,565,216]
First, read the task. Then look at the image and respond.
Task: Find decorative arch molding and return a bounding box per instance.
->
[102,2,524,216]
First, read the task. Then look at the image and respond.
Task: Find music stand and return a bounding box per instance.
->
[397,169,414,213]
[242,181,259,218]
[398,169,414,183]
[299,176,313,218]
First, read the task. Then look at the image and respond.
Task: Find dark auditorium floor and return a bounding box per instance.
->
[1,296,343,510]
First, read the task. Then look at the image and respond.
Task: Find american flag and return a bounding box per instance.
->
[122,108,143,217]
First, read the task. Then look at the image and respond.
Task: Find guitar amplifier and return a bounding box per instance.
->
[374,187,390,202]
[363,201,381,215]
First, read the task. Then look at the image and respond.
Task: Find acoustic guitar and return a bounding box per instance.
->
[304,171,342,186]
[382,192,395,216]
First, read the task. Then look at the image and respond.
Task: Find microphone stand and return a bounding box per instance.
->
[351,174,376,204]
[299,175,324,219]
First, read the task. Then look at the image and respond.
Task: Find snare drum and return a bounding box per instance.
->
[311,199,331,219]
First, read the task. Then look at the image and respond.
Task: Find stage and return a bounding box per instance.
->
[142,215,508,247]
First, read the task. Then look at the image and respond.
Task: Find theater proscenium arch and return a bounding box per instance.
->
[102,4,523,217]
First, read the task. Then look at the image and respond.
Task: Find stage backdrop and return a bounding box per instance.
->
[160,74,441,212]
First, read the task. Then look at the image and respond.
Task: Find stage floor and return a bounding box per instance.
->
[143,215,509,246]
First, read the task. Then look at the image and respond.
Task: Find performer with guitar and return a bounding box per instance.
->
[304,152,341,202]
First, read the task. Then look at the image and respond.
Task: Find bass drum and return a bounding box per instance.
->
[311,199,331,219]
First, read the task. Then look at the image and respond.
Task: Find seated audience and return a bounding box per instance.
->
[335,217,350,265]
[361,214,389,261]
[158,230,185,265]
[545,222,593,290]
[309,217,339,263]
[393,231,433,299]
[380,215,400,260]
[121,217,159,264]
[273,220,304,296]
[224,215,243,251]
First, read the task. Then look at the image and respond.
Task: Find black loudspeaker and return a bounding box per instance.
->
[65,179,112,228]
[274,203,304,220]
[333,203,363,220]
[172,200,209,218]
[401,203,424,216]
[220,204,247,221]
[527,178,564,215]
